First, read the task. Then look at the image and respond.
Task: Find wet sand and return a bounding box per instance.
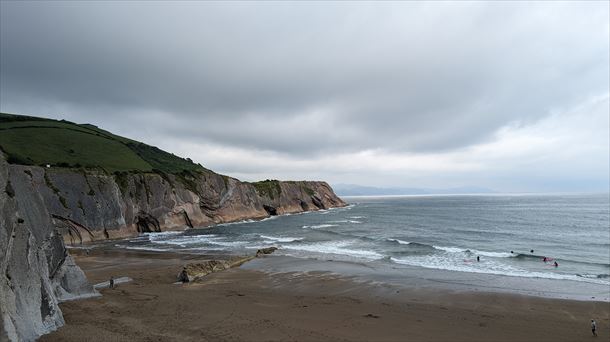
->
[41,249,609,341]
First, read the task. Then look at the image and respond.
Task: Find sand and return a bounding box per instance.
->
[40,249,610,342]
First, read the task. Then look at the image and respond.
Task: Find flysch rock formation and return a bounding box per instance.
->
[0,153,346,341]
[180,247,278,283]
[0,155,97,342]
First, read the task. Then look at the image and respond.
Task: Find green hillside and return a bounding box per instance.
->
[0,113,205,173]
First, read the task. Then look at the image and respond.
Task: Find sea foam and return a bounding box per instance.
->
[282,240,383,260]
[259,235,303,243]
[301,224,339,229]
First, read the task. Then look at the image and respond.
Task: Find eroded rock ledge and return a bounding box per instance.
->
[179,247,278,283]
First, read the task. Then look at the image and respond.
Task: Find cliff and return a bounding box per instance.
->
[0,114,346,341]
[0,155,97,342]
[19,165,345,244]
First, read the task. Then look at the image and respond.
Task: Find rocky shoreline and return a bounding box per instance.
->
[0,152,346,341]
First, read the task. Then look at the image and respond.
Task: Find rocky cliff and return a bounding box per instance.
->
[0,154,346,341]
[25,165,345,244]
[0,156,97,342]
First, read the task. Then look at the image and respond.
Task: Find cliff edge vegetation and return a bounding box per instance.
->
[0,113,204,173]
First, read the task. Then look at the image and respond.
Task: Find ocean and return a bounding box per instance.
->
[114,193,610,290]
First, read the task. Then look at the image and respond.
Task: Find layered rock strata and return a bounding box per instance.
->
[0,154,345,341]
[21,165,344,244]
[0,157,96,342]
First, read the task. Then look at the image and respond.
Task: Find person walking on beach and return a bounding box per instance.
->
[591,319,597,336]
[109,276,115,289]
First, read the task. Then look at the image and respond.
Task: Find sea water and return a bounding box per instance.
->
[116,193,610,287]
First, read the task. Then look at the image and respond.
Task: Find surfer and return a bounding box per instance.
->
[530,249,534,253]
[543,257,547,262]
[476,256,480,262]
[553,261,558,267]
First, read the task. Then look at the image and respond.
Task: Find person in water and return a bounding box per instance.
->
[476,256,480,262]
[530,249,534,253]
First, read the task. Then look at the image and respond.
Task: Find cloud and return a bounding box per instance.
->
[1,2,608,191]
[163,94,609,192]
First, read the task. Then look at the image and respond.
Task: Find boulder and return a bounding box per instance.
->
[256,247,278,257]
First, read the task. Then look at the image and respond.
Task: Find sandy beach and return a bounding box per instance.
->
[38,249,609,342]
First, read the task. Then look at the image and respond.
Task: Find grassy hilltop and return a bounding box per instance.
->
[0,113,205,174]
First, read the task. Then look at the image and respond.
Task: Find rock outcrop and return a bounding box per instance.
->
[180,260,243,282]
[0,153,346,341]
[179,247,278,282]
[0,156,97,342]
[17,166,345,244]
[255,247,278,257]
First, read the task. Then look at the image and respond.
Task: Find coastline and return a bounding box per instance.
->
[41,249,610,341]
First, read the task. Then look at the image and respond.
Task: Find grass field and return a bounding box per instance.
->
[250,179,282,199]
[0,113,205,173]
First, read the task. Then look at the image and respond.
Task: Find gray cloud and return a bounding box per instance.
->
[1,2,608,190]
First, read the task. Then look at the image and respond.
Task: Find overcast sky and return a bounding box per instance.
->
[1,1,608,192]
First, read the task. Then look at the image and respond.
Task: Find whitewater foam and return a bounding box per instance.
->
[431,245,514,258]
[150,235,216,246]
[302,224,339,229]
[217,219,256,227]
[144,231,183,240]
[389,256,609,285]
[282,240,383,260]
[578,273,610,279]
[121,245,169,252]
[147,234,251,248]
[432,245,465,253]
[259,235,304,243]
[387,238,410,245]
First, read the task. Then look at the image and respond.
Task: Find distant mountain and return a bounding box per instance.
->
[332,184,496,196]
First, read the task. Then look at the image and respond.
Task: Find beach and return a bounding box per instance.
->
[40,249,610,342]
